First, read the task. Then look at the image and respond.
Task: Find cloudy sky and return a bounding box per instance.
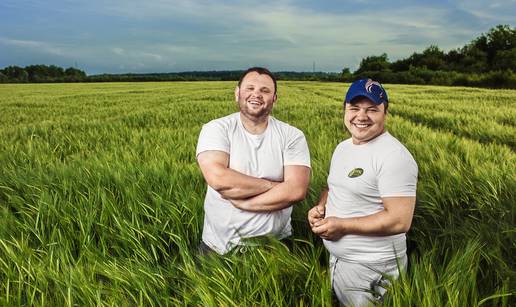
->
[1,0,514,75]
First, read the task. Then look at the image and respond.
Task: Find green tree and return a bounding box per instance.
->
[26,65,51,82]
[3,66,28,82]
[341,68,352,81]
[0,72,8,83]
[355,53,390,75]
[486,25,516,70]
[420,45,446,70]
[64,67,87,81]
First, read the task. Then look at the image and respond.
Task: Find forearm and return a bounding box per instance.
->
[213,167,276,199]
[198,150,276,199]
[337,210,410,236]
[234,166,311,212]
[313,196,415,240]
[317,188,329,207]
[235,181,304,212]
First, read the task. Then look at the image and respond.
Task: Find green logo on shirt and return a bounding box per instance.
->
[348,168,364,178]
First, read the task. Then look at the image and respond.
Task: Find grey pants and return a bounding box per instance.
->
[197,237,292,257]
[330,254,407,307]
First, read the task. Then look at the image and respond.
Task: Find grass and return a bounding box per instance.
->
[0,81,514,306]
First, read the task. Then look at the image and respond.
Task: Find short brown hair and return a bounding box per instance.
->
[238,67,277,95]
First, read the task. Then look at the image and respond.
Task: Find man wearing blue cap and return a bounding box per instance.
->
[308,79,418,306]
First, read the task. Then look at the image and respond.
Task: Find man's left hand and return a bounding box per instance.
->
[311,217,345,241]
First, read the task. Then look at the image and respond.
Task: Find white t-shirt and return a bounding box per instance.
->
[323,132,418,263]
[196,112,311,254]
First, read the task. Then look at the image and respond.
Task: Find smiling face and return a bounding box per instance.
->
[344,97,386,145]
[235,71,277,122]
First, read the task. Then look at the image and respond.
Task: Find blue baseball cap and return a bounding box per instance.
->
[345,78,388,106]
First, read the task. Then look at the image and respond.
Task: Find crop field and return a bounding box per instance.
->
[0,81,514,306]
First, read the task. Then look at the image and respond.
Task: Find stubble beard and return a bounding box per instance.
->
[238,97,271,124]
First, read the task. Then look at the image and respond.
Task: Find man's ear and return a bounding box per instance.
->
[273,93,277,103]
[234,86,239,102]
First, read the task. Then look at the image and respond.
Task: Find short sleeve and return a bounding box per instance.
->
[377,148,418,197]
[196,120,230,157]
[284,128,311,168]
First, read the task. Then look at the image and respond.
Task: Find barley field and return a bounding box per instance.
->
[0,81,514,306]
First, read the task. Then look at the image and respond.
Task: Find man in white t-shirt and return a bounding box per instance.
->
[196,67,311,255]
[308,79,418,306]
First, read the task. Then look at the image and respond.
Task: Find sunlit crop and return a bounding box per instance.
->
[0,81,514,306]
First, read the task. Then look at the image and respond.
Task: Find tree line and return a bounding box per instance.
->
[350,24,516,88]
[0,65,86,83]
[1,25,514,88]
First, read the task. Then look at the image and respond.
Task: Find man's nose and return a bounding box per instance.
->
[252,89,262,97]
[356,108,368,118]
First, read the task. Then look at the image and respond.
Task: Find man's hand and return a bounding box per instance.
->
[311,196,416,240]
[308,188,328,228]
[308,204,325,227]
[311,217,345,241]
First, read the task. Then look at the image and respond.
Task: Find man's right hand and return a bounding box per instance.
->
[308,204,325,227]
[308,188,328,228]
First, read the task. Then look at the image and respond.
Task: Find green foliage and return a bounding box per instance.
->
[0,65,87,83]
[355,24,516,88]
[384,241,513,307]
[355,53,390,75]
[2,66,29,82]
[0,81,514,305]
[341,68,353,82]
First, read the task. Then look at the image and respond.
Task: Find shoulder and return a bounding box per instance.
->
[375,133,417,166]
[330,139,353,161]
[202,113,239,134]
[373,132,409,152]
[203,112,239,130]
[269,116,305,137]
[197,113,238,154]
[198,113,239,142]
[334,138,353,152]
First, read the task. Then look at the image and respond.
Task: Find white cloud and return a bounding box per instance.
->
[109,46,164,63]
[141,52,163,61]
[2,1,513,73]
[454,0,516,23]
[0,37,64,56]
[111,47,125,55]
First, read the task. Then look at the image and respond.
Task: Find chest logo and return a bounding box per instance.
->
[348,168,364,178]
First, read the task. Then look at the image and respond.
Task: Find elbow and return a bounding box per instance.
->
[394,220,412,234]
[398,223,411,234]
[205,170,229,193]
[400,215,414,233]
[402,220,413,233]
[289,186,308,202]
[380,219,411,236]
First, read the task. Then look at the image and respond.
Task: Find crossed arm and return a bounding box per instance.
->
[308,188,415,240]
[197,150,310,212]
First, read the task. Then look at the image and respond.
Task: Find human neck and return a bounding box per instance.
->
[351,130,386,145]
[240,113,268,134]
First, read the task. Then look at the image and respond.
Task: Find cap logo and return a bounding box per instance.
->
[365,79,381,92]
[364,79,385,99]
[348,168,364,178]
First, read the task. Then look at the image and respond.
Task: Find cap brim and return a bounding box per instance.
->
[346,92,384,105]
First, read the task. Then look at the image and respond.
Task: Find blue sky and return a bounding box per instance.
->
[1,0,514,74]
